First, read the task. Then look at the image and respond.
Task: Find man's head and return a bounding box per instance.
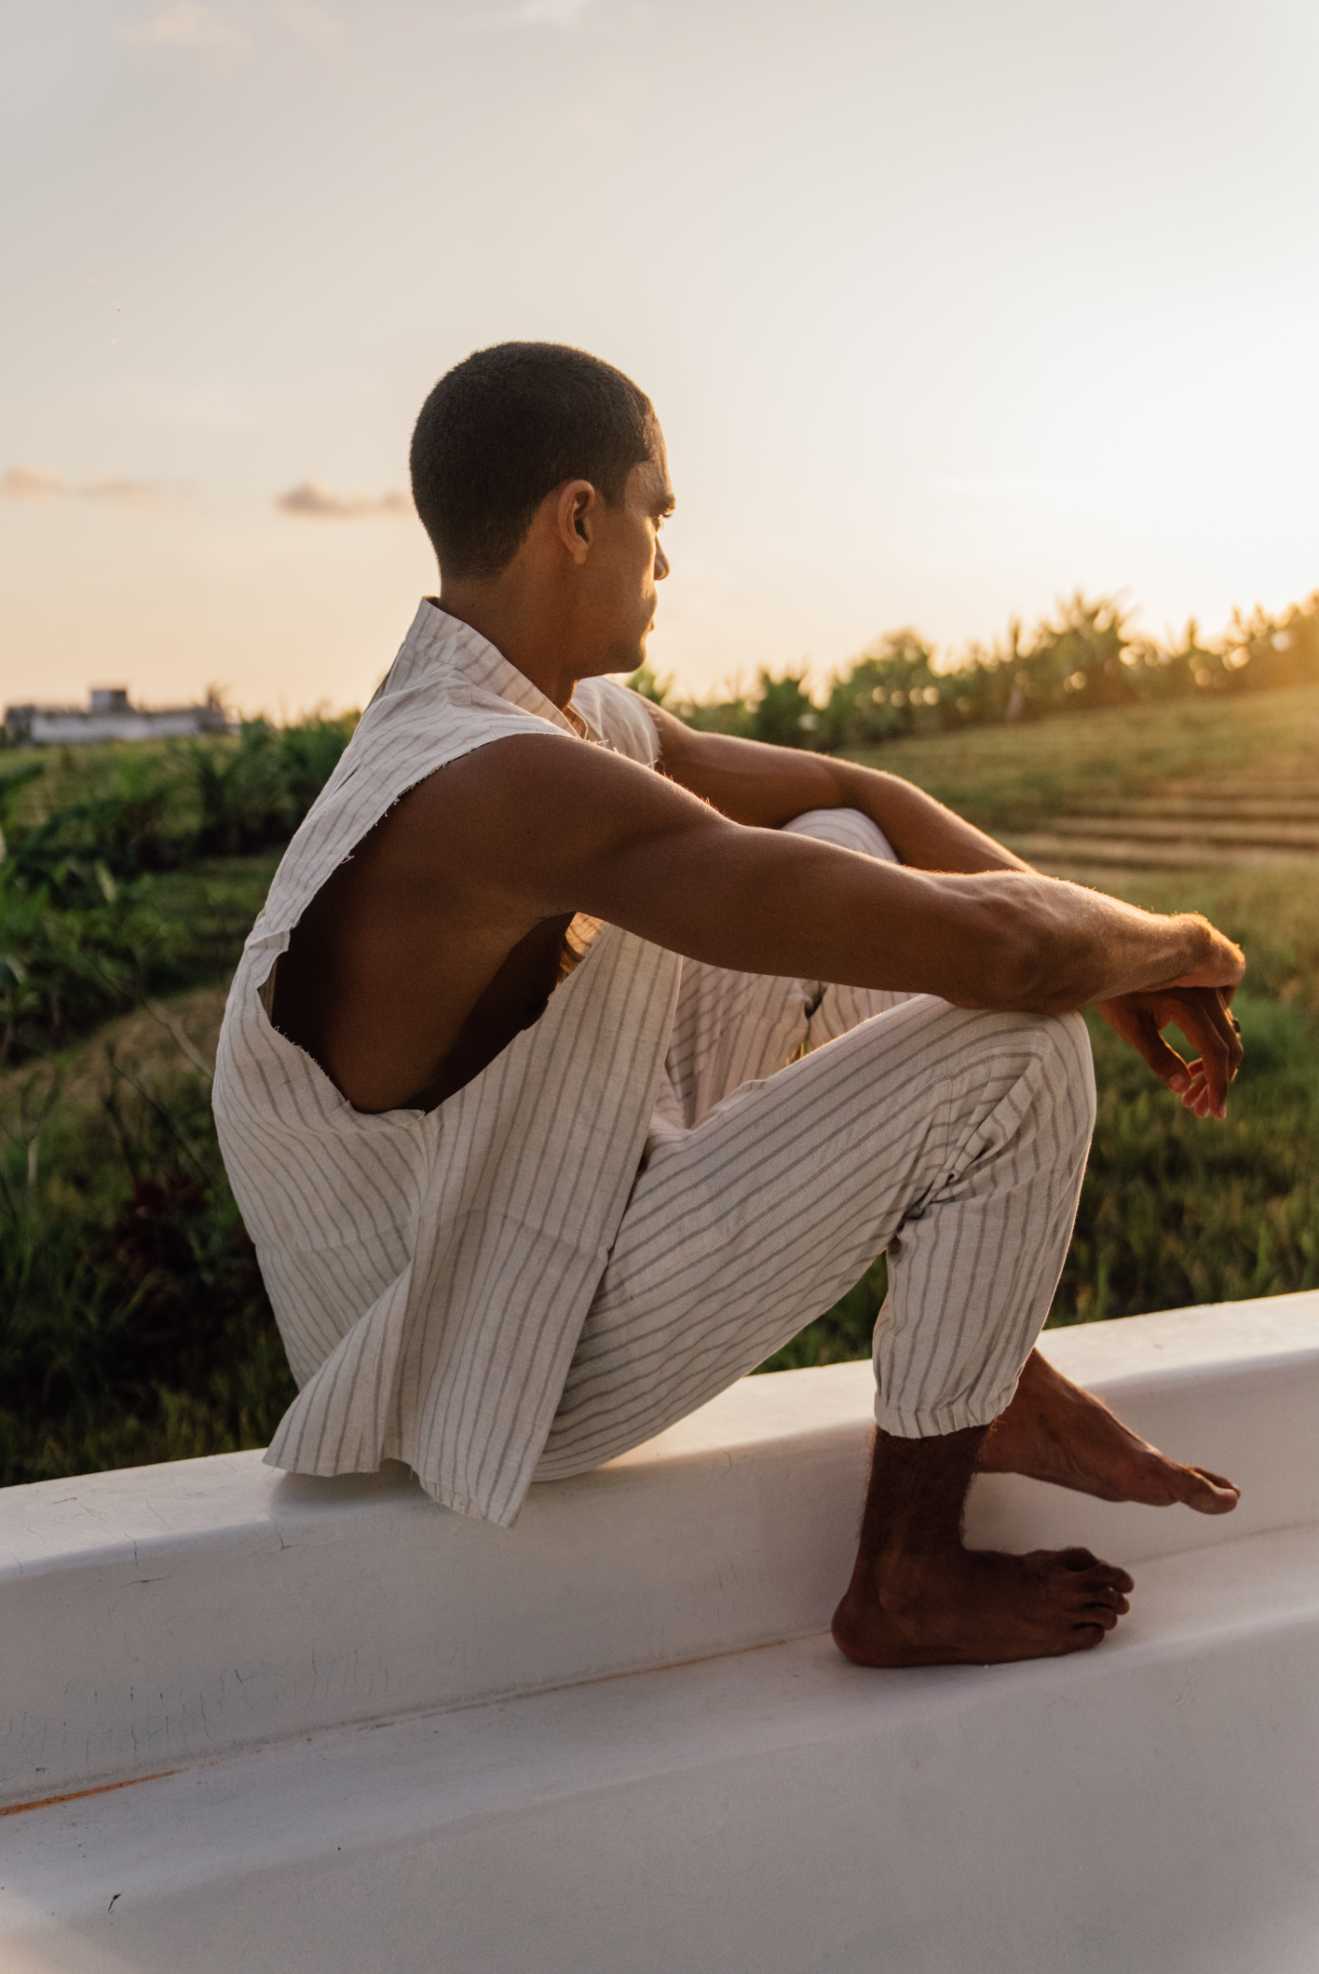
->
[410,341,673,678]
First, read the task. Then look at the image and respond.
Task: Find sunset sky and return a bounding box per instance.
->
[4,0,1318,719]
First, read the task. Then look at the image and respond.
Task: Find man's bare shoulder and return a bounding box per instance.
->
[389,727,731,919]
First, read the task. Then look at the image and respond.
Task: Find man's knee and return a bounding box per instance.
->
[1045,1006,1096,1125]
[1003,1007,1097,1150]
[929,1003,1096,1168]
[781,805,899,864]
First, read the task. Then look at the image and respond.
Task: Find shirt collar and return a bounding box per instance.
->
[377,596,599,742]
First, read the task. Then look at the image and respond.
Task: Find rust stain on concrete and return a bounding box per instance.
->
[0,1769,181,1817]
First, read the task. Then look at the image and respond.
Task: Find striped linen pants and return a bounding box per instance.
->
[533,806,1097,1483]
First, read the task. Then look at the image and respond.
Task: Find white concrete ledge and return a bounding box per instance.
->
[3,1291,1317,1809]
[6,1525,1319,1972]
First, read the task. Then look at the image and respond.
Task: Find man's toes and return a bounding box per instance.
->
[1075,1603,1120,1630]
[1077,1580,1128,1613]
[1181,1464,1241,1513]
[1088,1561,1135,1593]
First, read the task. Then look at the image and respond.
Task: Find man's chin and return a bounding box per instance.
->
[602,640,648,677]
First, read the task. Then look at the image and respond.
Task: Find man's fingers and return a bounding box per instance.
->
[1173,994,1239,1113]
[1199,988,1245,1081]
[1128,1019,1191,1092]
[1181,1063,1212,1118]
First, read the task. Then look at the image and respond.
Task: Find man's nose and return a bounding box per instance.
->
[655,541,670,580]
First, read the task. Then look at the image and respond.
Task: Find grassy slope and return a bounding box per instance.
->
[846,681,1319,832]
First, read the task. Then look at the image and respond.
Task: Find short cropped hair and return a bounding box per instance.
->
[409,341,657,581]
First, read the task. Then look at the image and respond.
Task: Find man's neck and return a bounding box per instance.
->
[431,588,577,711]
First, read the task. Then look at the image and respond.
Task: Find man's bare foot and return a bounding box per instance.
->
[831,1543,1133,1668]
[978,1349,1240,1513]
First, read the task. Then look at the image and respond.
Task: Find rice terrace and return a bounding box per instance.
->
[2,657,1316,1490]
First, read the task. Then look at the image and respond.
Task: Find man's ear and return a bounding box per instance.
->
[555,479,595,562]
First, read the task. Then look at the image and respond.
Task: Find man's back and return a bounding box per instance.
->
[268,761,581,1118]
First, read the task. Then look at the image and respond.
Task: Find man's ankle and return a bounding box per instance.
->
[854,1421,990,1568]
[867,1539,966,1602]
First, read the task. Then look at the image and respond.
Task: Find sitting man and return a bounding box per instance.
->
[212,340,1244,1671]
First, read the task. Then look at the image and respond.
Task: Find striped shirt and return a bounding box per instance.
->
[211,598,683,1529]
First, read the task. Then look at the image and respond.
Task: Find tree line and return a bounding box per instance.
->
[627,586,1319,750]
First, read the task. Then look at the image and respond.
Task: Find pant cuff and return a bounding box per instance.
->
[873,1378,1021,1438]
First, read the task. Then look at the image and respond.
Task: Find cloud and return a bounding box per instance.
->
[275,481,410,519]
[455,0,594,31]
[116,1,345,59]
[117,3,251,54]
[509,0,593,21]
[275,0,345,51]
[1,466,166,503]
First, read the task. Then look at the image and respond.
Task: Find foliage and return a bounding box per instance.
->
[188,716,353,857]
[0,854,277,1069]
[0,1051,295,1486]
[628,584,1319,754]
[816,630,942,749]
[0,761,48,863]
[749,666,817,748]
[0,716,353,869]
[0,709,348,1070]
[4,750,192,890]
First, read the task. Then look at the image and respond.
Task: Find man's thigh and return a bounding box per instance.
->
[536,990,1087,1477]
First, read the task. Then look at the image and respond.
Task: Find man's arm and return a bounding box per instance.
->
[637,695,1244,1110]
[413,731,1243,1020]
[639,695,1030,874]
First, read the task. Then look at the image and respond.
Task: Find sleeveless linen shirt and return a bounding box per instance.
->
[211,599,682,1529]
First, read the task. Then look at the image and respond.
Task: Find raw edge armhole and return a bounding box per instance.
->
[248,722,581,1111]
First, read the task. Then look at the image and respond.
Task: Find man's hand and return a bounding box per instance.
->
[1094,987,1244,1120]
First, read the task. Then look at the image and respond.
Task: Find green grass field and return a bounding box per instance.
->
[2,687,1316,1485]
[846,681,1319,831]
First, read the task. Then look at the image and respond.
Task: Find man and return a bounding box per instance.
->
[212,340,1244,1671]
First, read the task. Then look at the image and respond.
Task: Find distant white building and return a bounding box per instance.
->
[3,685,236,746]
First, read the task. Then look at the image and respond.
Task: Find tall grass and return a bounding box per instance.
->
[0,855,277,1069]
[1,1052,294,1484]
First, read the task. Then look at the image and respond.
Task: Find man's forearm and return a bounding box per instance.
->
[827,759,1244,1010]
[832,761,1032,875]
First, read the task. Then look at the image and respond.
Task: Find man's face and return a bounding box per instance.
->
[579,437,674,677]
